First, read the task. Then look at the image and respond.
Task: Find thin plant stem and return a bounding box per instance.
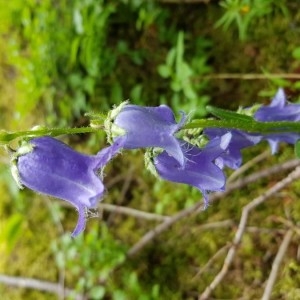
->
[0,126,100,144]
[99,203,170,222]
[262,230,293,300]
[127,159,300,258]
[227,150,270,183]
[0,274,83,300]
[195,73,300,80]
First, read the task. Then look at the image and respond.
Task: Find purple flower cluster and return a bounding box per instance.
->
[254,88,300,153]
[108,103,232,207]
[204,89,300,168]
[204,128,261,169]
[14,89,300,236]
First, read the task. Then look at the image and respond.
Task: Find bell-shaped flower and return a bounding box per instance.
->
[105,102,187,166]
[153,133,231,207]
[204,128,262,169]
[15,136,124,237]
[254,88,300,153]
[256,132,300,154]
[254,88,300,122]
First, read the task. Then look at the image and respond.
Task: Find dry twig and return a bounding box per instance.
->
[127,200,204,257]
[99,203,170,222]
[127,159,300,258]
[198,166,300,300]
[106,166,135,224]
[159,0,211,3]
[193,219,234,231]
[59,200,170,222]
[0,274,83,300]
[227,150,270,183]
[193,244,230,280]
[262,229,293,300]
[196,73,300,80]
[226,159,300,193]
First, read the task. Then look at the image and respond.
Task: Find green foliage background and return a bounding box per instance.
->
[1,0,300,299]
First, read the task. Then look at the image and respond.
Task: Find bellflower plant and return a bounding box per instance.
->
[254,88,300,122]
[204,128,262,169]
[254,88,300,153]
[14,136,124,236]
[105,102,187,166]
[3,87,300,238]
[152,133,231,207]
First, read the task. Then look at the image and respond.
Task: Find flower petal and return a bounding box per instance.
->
[204,128,261,169]
[112,104,187,165]
[71,204,87,237]
[255,88,300,121]
[154,135,229,206]
[16,137,119,236]
[254,88,300,152]
[95,136,126,169]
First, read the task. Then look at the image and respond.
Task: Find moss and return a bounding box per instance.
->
[2,1,300,299]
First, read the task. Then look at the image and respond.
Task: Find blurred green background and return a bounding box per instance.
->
[1,0,300,299]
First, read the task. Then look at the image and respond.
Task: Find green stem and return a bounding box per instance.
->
[0,126,100,144]
[184,119,300,134]
[2,118,300,145]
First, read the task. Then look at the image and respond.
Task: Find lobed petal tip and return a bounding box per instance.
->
[70,205,87,237]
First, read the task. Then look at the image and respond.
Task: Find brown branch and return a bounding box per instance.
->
[127,159,300,258]
[58,200,170,222]
[194,159,300,215]
[192,244,230,280]
[271,216,300,236]
[99,203,170,222]
[106,165,135,225]
[193,219,234,231]
[227,150,270,183]
[159,0,211,3]
[246,226,285,234]
[127,200,204,257]
[195,73,300,80]
[226,159,300,193]
[0,274,83,300]
[198,166,300,300]
[262,229,293,300]
[192,227,285,280]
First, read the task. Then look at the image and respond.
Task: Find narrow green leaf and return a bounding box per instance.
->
[206,105,254,122]
[295,140,300,158]
[0,131,19,144]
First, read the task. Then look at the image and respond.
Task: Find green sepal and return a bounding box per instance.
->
[85,111,106,128]
[0,130,19,145]
[144,148,163,178]
[8,140,35,189]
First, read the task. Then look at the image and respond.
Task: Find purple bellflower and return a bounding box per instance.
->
[15,136,124,237]
[254,88,300,122]
[204,128,261,169]
[105,102,187,166]
[254,88,300,153]
[153,133,231,207]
